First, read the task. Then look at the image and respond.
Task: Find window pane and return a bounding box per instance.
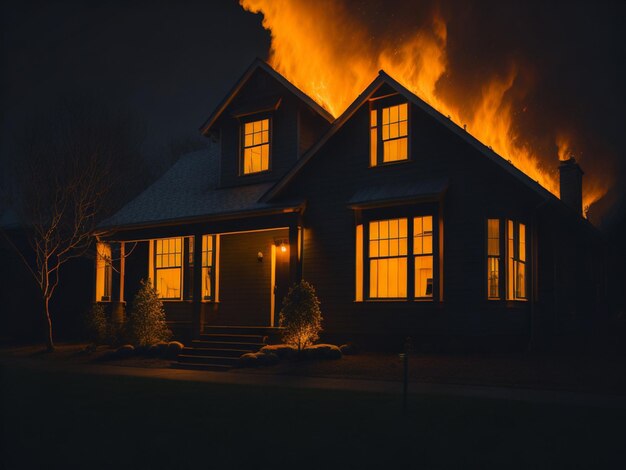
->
[156,268,181,299]
[415,255,433,297]
[488,257,499,299]
[370,109,377,128]
[519,223,526,262]
[356,225,363,301]
[516,261,526,298]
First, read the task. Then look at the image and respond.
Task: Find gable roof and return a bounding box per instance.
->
[261,70,557,204]
[199,58,334,135]
[96,145,303,232]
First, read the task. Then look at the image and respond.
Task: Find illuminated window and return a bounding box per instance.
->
[413,216,433,298]
[201,235,215,300]
[488,219,527,301]
[355,224,363,301]
[95,243,112,301]
[370,102,408,166]
[487,219,501,299]
[506,221,527,300]
[369,218,408,298]
[155,238,182,299]
[242,118,270,174]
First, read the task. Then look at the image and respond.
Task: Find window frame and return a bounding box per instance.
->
[358,208,439,302]
[153,237,184,301]
[240,114,272,176]
[369,97,411,167]
[485,218,529,302]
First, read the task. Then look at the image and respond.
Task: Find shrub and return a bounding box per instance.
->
[279,280,323,351]
[126,279,172,347]
[238,352,260,367]
[304,344,342,360]
[84,303,108,345]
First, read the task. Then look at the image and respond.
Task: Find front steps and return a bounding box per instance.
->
[173,326,281,371]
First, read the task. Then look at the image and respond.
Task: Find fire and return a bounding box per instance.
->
[240,0,606,212]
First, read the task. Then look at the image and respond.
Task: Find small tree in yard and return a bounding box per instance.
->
[279,280,323,352]
[126,279,171,347]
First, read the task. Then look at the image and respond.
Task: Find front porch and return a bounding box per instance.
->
[95,212,303,342]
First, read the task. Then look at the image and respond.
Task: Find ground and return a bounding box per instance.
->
[2,342,626,394]
[2,343,626,469]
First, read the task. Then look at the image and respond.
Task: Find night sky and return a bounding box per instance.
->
[2,0,625,225]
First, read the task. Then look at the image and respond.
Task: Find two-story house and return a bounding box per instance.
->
[95,59,604,358]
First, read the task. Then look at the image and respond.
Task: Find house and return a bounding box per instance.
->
[94,59,604,353]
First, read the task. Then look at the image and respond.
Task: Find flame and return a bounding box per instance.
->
[241,0,606,212]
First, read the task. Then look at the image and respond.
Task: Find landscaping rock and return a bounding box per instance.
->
[257,351,279,365]
[238,352,260,367]
[115,344,135,359]
[304,344,342,360]
[339,343,358,355]
[260,344,297,359]
[154,342,169,357]
[166,341,184,359]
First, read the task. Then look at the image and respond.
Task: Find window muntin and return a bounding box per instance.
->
[155,238,183,299]
[95,242,112,301]
[413,216,433,298]
[242,118,270,174]
[369,218,408,298]
[370,102,408,166]
[487,219,501,299]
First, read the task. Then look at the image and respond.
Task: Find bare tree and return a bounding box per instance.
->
[3,94,146,351]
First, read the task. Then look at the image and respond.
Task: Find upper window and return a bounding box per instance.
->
[370,102,409,166]
[242,118,270,174]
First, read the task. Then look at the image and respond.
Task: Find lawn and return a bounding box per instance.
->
[2,361,625,469]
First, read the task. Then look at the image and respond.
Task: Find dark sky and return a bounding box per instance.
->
[2,0,625,225]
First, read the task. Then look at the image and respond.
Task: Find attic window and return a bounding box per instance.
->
[370,102,409,166]
[242,118,270,174]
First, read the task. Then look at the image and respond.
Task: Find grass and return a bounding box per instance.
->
[2,361,625,469]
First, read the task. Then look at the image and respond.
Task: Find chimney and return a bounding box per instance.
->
[558,157,584,215]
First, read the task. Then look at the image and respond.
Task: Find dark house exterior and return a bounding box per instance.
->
[95,59,604,351]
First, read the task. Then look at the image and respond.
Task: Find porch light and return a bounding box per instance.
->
[257,251,264,262]
[280,243,287,253]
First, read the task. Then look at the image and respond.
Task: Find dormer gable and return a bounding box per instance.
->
[200,60,333,188]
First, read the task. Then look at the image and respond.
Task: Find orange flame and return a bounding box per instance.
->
[241,0,606,212]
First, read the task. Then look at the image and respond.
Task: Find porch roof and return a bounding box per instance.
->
[98,145,302,231]
[347,177,449,209]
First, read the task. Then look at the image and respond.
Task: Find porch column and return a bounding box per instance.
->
[111,241,126,324]
[192,233,203,338]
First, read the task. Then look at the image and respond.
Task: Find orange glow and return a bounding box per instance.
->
[280,243,287,253]
[240,0,606,213]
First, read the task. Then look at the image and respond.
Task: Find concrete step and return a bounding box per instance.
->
[182,347,250,358]
[191,340,264,351]
[177,354,240,366]
[171,362,232,372]
[202,325,282,337]
[199,333,266,344]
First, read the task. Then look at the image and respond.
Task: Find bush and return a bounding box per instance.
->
[84,303,108,345]
[279,280,323,351]
[126,279,172,347]
[238,352,260,367]
[303,344,342,360]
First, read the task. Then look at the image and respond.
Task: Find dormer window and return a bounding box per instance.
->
[370,102,409,166]
[242,118,270,174]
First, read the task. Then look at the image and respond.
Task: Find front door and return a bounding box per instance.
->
[272,242,291,326]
